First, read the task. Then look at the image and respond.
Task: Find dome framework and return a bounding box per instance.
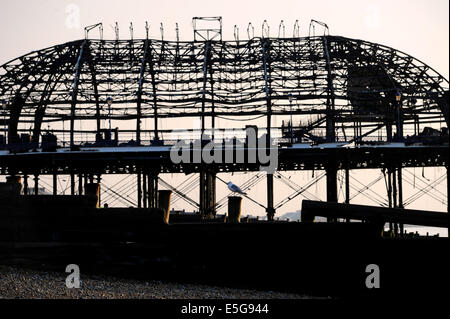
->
[0,35,448,146]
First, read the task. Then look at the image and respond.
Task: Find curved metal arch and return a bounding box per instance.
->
[6,45,72,142]
[0,35,448,141]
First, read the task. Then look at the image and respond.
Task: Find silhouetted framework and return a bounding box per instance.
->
[1,36,448,138]
[0,24,448,225]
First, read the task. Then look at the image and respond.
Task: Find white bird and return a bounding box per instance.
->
[228,182,247,195]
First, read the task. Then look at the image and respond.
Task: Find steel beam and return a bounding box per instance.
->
[148,44,159,142]
[201,42,210,135]
[302,200,449,228]
[136,39,150,145]
[322,37,336,143]
[70,40,87,148]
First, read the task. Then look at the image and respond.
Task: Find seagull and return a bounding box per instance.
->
[228,182,247,195]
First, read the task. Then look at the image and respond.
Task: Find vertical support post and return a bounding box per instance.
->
[395,95,403,141]
[447,165,449,237]
[262,40,275,222]
[228,196,242,223]
[24,174,28,196]
[137,170,142,208]
[34,174,39,196]
[326,161,338,222]
[78,173,83,196]
[158,190,172,224]
[323,37,338,222]
[149,65,159,142]
[5,176,22,195]
[148,171,159,208]
[85,183,100,208]
[53,172,57,195]
[200,170,216,218]
[345,161,350,222]
[148,173,153,208]
[387,168,393,232]
[262,40,272,144]
[392,166,398,236]
[209,59,215,140]
[345,164,350,205]
[199,170,206,217]
[208,171,216,217]
[143,170,148,209]
[71,172,75,195]
[386,123,393,142]
[97,174,102,207]
[398,166,404,235]
[266,174,275,221]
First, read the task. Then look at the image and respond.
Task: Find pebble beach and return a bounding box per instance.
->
[0,265,310,299]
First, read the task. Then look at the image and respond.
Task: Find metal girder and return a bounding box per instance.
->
[86,43,102,134]
[322,36,336,143]
[261,39,272,137]
[201,42,210,134]
[136,39,150,144]
[70,40,87,147]
[148,43,159,141]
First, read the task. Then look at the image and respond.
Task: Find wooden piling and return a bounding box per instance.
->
[228,196,242,223]
[158,190,172,224]
[85,183,101,208]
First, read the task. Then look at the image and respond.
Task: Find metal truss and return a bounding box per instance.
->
[0,33,448,145]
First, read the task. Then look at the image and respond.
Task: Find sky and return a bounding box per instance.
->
[0,0,448,229]
[0,0,448,78]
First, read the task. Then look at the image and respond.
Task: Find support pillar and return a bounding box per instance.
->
[137,170,142,208]
[71,173,75,195]
[53,172,57,195]
[34,174,39,196]
[199,169,217,219]
[142,171,148,209]
[4,176,22,196]
[78,173,83,196]
[158,190,172,224]
[345,162,350,223]
[447,166,449,237]
[386,123,393,142]
[148,171,158,208]
[85,183,100,208]
[206,171,216,217]
[345,164,350,205]
[199,170,206,217]
[266,174,275,221]
[392,166,399,236]
[387,168,393,232]
[326,161,338,222]
[398,166,404,235]
[24,174,28,196]
[228,196,242,223]
[97,174,102,207]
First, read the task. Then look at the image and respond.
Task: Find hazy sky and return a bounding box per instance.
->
[0,1,448,224]
[0,0,448,78]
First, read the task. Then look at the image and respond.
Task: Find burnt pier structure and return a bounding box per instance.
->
[0,18,448,228]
